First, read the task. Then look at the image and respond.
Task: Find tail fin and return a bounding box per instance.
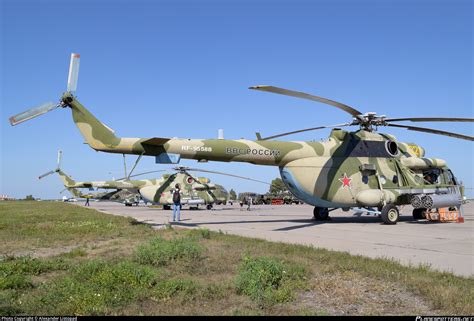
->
[57,169,77,187]
[66,187,83,198]
[62,93,121,151]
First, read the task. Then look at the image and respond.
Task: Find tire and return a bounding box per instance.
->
[381,204,399,225]
[313,207,329,220]
[412,208,426,220]
[206,204,213,210]
[163,205,171,210]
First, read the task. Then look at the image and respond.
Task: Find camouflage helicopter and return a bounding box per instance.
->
[39,150,265,209]
[10,54,473,224]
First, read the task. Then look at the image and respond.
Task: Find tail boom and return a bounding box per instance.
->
[63,93,325,166]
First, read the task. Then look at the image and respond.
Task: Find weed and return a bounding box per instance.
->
[0,256,69,289]
[152,279,199,302]
[235,255,306,307]
[135,237,203,267]
[189,228,211,240]
[63,248,87,258]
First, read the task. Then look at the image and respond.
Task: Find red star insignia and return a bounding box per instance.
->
[339,173,352,189]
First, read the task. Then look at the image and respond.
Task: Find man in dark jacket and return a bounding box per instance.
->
[171,184,182,222]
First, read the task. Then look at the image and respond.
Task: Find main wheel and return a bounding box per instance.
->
[163,205,171,210]
[381,204,399,225]
[313,207,329,220]
[412,208,426,220]
[206,204,213,210]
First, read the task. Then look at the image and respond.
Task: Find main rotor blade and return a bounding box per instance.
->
[385,117,474,123]
[39,170,56,180]
[258,122,352,141]
[387,123,474,141]
[9,102,59,126]
[249,85,363,117]
[67,53,80,92]
[118,169,168,180]
[185,168,271,185]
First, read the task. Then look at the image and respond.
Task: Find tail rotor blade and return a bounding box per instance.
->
[57,150,62,169]
[9,102,59,126]
[67,53,80,92]
[39,170,56,180]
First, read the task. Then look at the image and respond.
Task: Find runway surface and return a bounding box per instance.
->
[78,201,474,277]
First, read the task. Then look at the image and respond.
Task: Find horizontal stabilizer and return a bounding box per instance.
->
[141,137,170,146]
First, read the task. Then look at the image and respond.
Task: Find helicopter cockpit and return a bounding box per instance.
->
[423,169,440,185]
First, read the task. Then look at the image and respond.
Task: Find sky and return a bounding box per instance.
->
[1,0,473,200]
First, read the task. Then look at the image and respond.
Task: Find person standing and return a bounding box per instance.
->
[171,184,182,222]
[85,196,90,206]
[247,196,252,211]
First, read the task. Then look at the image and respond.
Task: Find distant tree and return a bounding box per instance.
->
[25,195,35,200]
[229,189,237,200]
[269,178,287,196]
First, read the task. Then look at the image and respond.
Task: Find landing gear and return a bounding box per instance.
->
[313,207,329,220]
[381,204,399,225]
[206,204,213,210]
[163,205,171,210]
[412,208,426,220]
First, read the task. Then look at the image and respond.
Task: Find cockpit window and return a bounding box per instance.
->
[422,169,440,185]
[446,169,458,185]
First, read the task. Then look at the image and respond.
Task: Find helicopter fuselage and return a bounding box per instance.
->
[64,95,464,210]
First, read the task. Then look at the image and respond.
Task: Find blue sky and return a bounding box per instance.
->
[1,0,473,199]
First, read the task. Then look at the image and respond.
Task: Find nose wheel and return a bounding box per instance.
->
[313,207,330,220]
[381,204,399,224]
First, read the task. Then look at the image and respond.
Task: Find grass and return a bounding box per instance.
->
[135,237,203,267]
[0,201,473,315]
[0,201,155,255]
[24,260,159,315]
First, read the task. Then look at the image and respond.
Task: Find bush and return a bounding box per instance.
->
[135,237,203,267]
[235,256,306,307]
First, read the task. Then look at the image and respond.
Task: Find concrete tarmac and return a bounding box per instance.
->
[79,201,474,277]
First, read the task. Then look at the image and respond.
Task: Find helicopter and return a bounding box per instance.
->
[9,53,473,224]
[39,150,267,209]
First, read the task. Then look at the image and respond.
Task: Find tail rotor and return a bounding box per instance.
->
[9,53,81,126]
[39,150,62,180]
